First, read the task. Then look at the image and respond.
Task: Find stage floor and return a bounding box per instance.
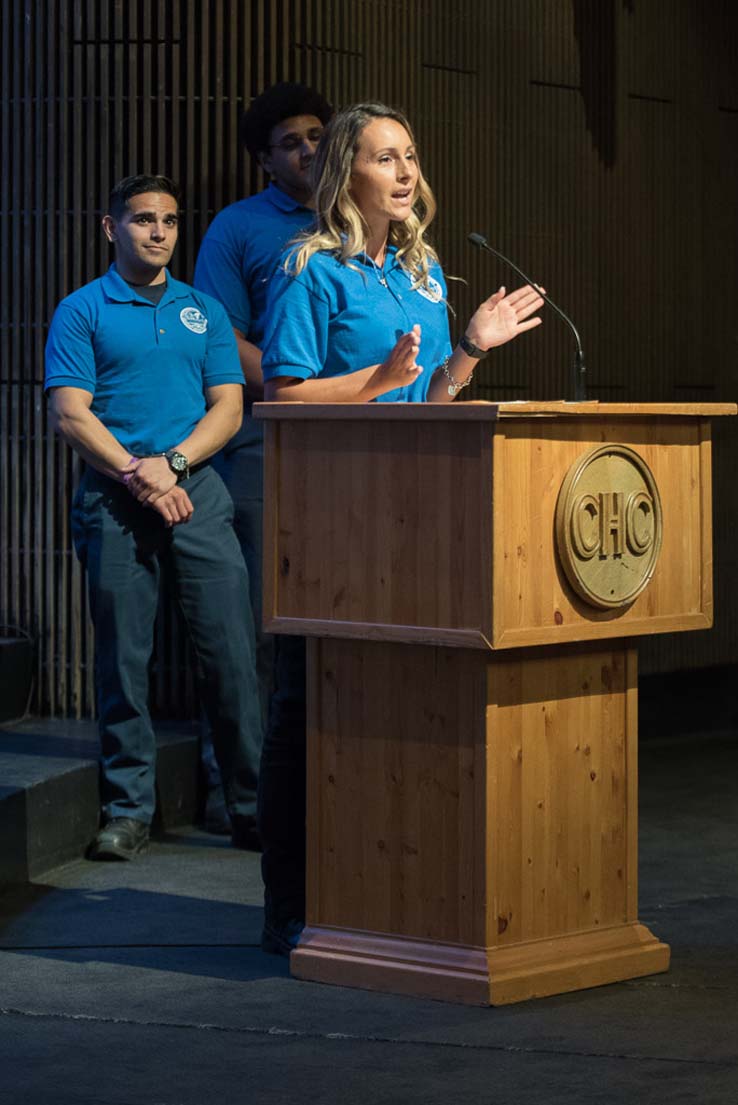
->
[0,729,737,1103]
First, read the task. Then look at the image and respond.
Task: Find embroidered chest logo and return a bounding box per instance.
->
[180,307,208,334]
[410,274,443,303]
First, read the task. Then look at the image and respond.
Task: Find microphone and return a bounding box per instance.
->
[468,231,586,401]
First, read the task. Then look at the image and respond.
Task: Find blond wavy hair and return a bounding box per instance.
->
[287,102,439,287]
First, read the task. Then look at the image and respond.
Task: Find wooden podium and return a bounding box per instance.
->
[256,400,735,1005]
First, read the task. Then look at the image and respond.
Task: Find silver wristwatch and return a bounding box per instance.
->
[164,449,190,482]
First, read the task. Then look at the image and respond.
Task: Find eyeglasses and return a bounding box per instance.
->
[269,129,324,153]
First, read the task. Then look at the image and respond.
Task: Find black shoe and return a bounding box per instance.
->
[88,817,150,861]
[202,785,232,836]
[230,814,261,852]
[261,918,304,957]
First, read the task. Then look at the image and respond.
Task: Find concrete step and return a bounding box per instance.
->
[0,717,200,889]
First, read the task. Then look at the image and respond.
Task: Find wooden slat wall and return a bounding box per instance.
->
[1,0,736,717]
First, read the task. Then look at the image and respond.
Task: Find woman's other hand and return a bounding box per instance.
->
[370,324,422,395]
[466,285,544,351]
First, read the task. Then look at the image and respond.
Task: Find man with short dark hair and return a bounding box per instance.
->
[45,174,262,860]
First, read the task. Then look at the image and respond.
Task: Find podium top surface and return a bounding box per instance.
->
[254,400,737,421]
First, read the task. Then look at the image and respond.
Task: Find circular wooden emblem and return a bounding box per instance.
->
[555,445,663,610]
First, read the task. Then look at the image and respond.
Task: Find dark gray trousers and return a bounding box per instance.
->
[72,464,261,825]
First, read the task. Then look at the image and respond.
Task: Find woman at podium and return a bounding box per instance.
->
[257,102,544,957]
[260,101,543,403]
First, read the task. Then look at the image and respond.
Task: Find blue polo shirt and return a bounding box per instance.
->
[194,183,315,447]
[194,182,314,344]
[44,264,242,456]
[261,246,453,402]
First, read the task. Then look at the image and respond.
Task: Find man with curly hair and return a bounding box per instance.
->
[194,83,333,844]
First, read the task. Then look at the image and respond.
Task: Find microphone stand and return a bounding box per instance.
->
[468,231,587,401]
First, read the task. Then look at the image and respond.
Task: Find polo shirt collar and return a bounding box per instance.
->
[354,244,401,272]
[265,182,311,213]
[101,263,192,306]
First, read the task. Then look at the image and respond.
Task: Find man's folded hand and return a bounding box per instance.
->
[150,486,194,527]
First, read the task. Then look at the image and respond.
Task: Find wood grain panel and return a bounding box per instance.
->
[492,417,715,647]
[487,644,634,946]
[306,637,487,945]
[267,417,494,644]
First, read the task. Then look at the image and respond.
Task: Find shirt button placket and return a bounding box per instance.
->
[388,276,412,328]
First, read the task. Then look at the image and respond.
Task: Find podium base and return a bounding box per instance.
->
[291,923,670,1006]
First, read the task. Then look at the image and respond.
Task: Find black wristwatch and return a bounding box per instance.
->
[165,449,190,482]
[458,333,489,359]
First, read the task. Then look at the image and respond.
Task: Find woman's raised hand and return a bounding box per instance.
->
[466,285,544,351]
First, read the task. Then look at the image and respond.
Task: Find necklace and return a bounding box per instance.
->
[364,251,388,287]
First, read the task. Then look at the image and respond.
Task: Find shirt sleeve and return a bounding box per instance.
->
[44,301,97,394]
[261,267,330,381]
[201,299,244,387]
[194,217,252,335]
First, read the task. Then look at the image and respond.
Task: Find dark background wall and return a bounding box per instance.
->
[1,0,737,718]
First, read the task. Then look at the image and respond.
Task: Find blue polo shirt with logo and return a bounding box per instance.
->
[194,183,315,448]
[261,245,453,402]
[44,263,242,456]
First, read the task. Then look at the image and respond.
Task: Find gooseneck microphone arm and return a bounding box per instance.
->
[468,231,587,401]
